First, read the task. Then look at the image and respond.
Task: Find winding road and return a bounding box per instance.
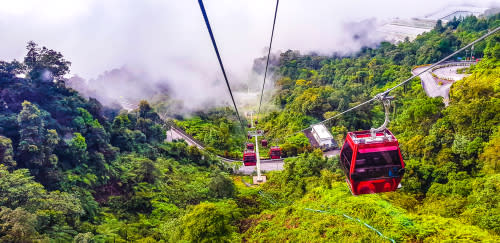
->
[413,61,472,105]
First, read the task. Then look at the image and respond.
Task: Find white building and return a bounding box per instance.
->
[378,6,496,43]
[311,124,337,150]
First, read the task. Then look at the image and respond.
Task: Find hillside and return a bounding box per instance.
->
[0,14,498,242]
[242,46,499,242]
[243,15,500,242]
[0,42,236,241]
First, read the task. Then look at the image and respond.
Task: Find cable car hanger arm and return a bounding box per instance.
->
[370,95,394,138]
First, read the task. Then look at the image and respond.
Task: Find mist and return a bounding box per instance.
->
[0,0,498,113]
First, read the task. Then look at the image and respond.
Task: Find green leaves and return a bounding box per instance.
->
[0,165,45,209]
[175,200,242,242]
[24,41,70,81]
[176,111,245,157]
[0,207,40,242]
[0,136,16,168]
[209,173,236,199]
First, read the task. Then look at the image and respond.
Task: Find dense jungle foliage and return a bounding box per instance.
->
[244,15,500,242]
[0,14,498,242]
[175,109,246,159]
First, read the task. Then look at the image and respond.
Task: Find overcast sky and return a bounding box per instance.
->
[0,0,498,109]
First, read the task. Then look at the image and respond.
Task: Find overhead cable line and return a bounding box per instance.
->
[197,0,244,127]
[257,0,280,120]
[288,25,500,137]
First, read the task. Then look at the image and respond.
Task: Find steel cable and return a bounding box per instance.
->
[257,0,280,121]
[198,0,244,127]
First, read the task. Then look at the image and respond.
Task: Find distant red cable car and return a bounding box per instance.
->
[243,150,257,166]
[261,139,268,147]
[269,146,281,159]
[246,143,254,150]
[340,129,405,195]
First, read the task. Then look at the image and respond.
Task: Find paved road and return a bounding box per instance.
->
[324,149,341,158]
[412,62,471,106]
[433,65,469,80]
[413,66,453,103]
[235,160,284,174]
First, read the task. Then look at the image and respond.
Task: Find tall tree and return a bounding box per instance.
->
[24,41,71,81]
[0,136,16,168]
[16,101,60,179]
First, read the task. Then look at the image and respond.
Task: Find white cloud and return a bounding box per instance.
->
[0,0,498,110]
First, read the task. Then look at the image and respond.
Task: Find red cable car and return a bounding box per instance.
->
[261,139,268,147]
[340,129,405,195]
[269,146,281,159]
[246,143,254,150]
[243,150,257,166]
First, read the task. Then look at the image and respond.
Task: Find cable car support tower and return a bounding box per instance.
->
[247,111,266,184]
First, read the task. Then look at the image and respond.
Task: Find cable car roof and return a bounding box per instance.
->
[347,129,398,147]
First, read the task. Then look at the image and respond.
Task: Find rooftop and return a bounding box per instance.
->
[348,129,397,145]
[312,124,333,139]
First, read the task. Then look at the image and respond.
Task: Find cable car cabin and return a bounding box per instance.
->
[243,150,257,166]
[269,146,281,159]
[340,129,405,195]
[261,139,268,147]
[246,143,254,150]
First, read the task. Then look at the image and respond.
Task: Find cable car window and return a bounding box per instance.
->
[353,150,402,179]
[355,150,401,168]
[341,142,353,173]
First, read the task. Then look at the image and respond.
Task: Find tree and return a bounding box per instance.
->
[434,20,445,33]
[0,136,16,168]
[68,133,88,166]
[73,232,95,243]
[0,60,25,78]
[208,173,235,198]
[24,41,71,81]
[0,165,45,209]
[0,207,40,242]
[138,100,152,119]
[176,201,241,242]
[480,128,500,173]
[17,101,60,173]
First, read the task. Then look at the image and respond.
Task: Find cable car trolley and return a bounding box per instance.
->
[246,142,254,150]
[243,150,257,166]
[340,95,405,195]
[269,146,281,159]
